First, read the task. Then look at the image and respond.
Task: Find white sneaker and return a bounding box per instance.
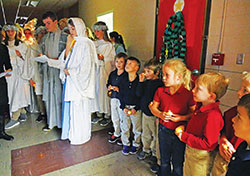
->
[5,120,20,130]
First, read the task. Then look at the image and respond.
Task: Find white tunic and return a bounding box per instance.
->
[48,18,98,145]
[6,41,30,114]
[93,39,115,114]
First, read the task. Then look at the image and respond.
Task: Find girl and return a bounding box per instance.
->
[109,31,126,54]
[3,24,30,130]
[48,17,98,145]
[91,21,116,126]
[149,59,195,176]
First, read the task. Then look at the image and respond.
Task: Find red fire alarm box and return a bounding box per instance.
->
[212,53,224,65]
[212,53,225,65]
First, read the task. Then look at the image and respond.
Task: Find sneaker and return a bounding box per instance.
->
[129,146,138,155]
[36,114,45,123]
[122,145,130,156]
[147,155,158,165]
[137,151,151,160]
[150,164,160,174]
[18,114,27,122]
[108,135,120,143]
[99,118,111,126]
[42,125,51,132]
[116,138,123,146]
[5,120,20,130]
[91,116,103,124]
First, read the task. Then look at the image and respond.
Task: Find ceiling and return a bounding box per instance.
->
[0,0,78,26]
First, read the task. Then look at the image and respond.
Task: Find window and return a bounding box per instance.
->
[97,11,113,32]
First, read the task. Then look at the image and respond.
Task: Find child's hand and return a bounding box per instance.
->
[162,111,171,122]
[97,54,104,61]
[108,85,113,91]
[139,73,145,82]
[219,138,235,162]
[175,125,185,140]
[64,69,69,75]
[131,109,137,115]
[169,114,182,122]
[112,86,119,92]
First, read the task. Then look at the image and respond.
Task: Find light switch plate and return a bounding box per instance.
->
[236,53,245,65]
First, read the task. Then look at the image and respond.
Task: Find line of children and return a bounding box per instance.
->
[175,72,229,176]
[150,59,196,176]
[212,72,250,175]
[107,52,128,145]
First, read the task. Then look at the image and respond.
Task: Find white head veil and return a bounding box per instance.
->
[68,18,87,38]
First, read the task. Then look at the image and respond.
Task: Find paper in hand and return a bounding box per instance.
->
[32,55,49,63]
[0,71,12,78]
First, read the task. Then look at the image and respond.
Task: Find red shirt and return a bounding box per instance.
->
[223,106,244,149]
[181,101,224,151]
[153,85,195,130]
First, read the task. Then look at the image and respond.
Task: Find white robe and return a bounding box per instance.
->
[48,18,98,145]
[6,41,30,114]
[93,39,115,114]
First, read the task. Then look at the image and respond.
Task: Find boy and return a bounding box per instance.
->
[212,72,250,176]
[118,56,141,155]
[107,52,128,145]
[136,58,163,161]
[175,72,229,176]
[226,93,250,176]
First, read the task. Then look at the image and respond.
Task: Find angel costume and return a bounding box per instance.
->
[93,39,115,115]
[6,40,30,118]
[48,18,98,145]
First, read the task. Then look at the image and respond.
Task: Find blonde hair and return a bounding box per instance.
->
[242,71,250,83]
[163,59,192,90]
[196,72,229,100]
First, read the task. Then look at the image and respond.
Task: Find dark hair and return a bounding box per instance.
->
[4,27,20,46]
[144,58,161,75]
[109,31,126,52]
[68,19,74,27]
[127,56,141,70]
[115,52,128,62]
[238,93,250,118]
[42,11,57,21]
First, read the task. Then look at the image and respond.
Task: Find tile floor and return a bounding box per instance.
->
[0,113,155,176]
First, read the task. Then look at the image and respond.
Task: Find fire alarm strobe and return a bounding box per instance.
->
[212,53,224,66]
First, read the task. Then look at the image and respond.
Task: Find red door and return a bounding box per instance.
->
[156,0,207,73]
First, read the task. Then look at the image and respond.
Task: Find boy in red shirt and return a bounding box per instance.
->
[175,72,229,176]
[212,72,250,175]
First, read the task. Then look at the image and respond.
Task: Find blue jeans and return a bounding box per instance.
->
[158,123,185,176]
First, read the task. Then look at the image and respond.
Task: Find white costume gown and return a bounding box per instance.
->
[92,39,115,114]
[48,18,98,145]
[6,41,30,115]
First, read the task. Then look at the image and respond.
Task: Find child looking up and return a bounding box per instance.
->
[119,56,141,155]
[226,93,250,176]
[212,72,250,176]
[136,58,164,162]
[175,72,229,176]
[150,59,195,176]
[107,52,128,145]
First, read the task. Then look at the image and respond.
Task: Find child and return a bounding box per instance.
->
[226,93,250,176]
[118,56,141,155]
[136,58,164,162]
[149,59,195,176]
[175,72,229,176]
[212,72,250,176]
[107,52,128,145]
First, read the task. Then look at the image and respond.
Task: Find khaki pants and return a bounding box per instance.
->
[184,145,216,176]
[211,152,228,176]
[142,113,157,155]
[12,108,26,121]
